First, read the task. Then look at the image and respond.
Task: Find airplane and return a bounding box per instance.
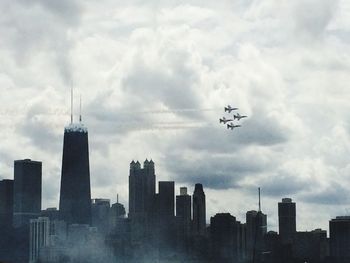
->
[224,105,238,113]
[227,123,241,130]
[234,113,247,121]
[219,117,233,124]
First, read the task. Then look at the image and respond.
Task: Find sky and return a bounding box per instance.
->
[1,0,350,232]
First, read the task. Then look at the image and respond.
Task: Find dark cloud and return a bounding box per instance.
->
[301,182,350,205]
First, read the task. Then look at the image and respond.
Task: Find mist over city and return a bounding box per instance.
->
[1,0,350,262]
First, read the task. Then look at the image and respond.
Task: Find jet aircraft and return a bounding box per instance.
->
[234,113,247,121]
[220,117,233,124]
[224,105,238,113]
[227,123,241,130]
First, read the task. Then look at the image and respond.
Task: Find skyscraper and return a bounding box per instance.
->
[176,187,191,254]
[59,121,91,225]
[0,179,14,229]
[128,159,155,219]
[158,181,175,218]
[329,216,350,263]
[278,198,296,243]
[13,159,42,228]
[193,183,206,235]
[246,210,267,262]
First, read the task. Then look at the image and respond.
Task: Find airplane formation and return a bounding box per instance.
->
[220,105,247,130]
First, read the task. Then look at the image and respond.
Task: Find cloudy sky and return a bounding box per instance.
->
[1,0,350,232]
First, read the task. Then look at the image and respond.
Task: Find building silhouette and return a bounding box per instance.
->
[91,198,110,235]
[128,159,155,220]
[278,198,296,244]
[29,217,50,263]
[59,122,92,225]
[176,187,192,253]
[192,183,206,236]
[246,210,267,262]
[329,216,350,263]
[13,159,42,228]
[0,179,14,229]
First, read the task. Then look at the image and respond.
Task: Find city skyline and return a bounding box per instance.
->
[1,0,350,234]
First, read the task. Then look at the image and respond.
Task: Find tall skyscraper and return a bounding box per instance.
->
[278,198,296,243]
[176,187,191,235]
[193,183,206,235]
[329,216,350,262]
[59,121,91,225]
[128,159,155,219]
[13,159,42,228]
[0,179,14,228]
[246,210,267,262]
[91,198,110,235]
[158,181,175,218]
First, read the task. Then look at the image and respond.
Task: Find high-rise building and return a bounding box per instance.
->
[91,198,110,235]
[210,213,242,262]
[128,159,155,219]
[278,198,296,243]
[59,122,91,225]
[193,183,206,236]
[176,187,191,254]
[246,210,267,262]
[158,181,175,218]
[329,216,350,262]
[29,217,50,263]
[0,179,14,228]
[13,159,42,228]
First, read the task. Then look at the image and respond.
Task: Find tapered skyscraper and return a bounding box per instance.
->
[59,94,91,225]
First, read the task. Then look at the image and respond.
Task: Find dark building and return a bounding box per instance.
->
[193,183,206,236]
[246,210,267,262]
[210,213,243,263]
[0,179,14,228]
[329,216,350,263]
[128,159,155,219]
[158,181,175,218]
[13,159,42,228]
[278,198,296,244]
[91,198,110,235]
[40,207,60,221]
[59,122,92,225]
[176,187,191,255]
[292,229,328,263]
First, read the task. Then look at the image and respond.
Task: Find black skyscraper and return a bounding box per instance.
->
[278,198,296,243]
[129,159,155,219]
[193,183,206,235]
[0,179,13,229]
[59,122,91,225]
[158,181,175,218]
[13,159,42,228]
[329,216,350,263]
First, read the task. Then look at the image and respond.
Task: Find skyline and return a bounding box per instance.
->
[1,0,350,233]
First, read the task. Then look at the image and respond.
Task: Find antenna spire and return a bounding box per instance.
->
[70,86,74,124]
[258,187,261,212]
[79,94,82,122]
[117,194,119,203]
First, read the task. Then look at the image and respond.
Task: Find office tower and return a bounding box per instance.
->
[193,183,206,235]
[128,159,155,219]
[246,210,267,262]
[59,120,91,225]
[175,187,191,255]
[158,181,175,218]
[13,159,42,228]
[176,187,191,236]
[329,216,350,262]
[40,208,60,221]
[278,198,296,243]
[91,199,110,235]
[29,217,50,263]
[110,200,126,232]
[210,213,241,262]
[0,179,14,228]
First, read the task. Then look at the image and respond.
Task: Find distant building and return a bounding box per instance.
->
[329,216,350,263]
[210,213,244,262]
[109,201,126,232]
[40,207,60,221]
[29,217,50,263]
[158,181,175,219]
[13,159,42,228]
[278,198,296,244]
[59,122,92,225]
[176,187,191,254]
[192,183,206,236]
[246,210,267,262]
[0,179,14,228]
[91,198,110,235]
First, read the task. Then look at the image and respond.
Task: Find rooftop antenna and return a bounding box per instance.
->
[70,85,74,124]
[117,194,119,203]
[258,187,261,212]
[79,94,82,122]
